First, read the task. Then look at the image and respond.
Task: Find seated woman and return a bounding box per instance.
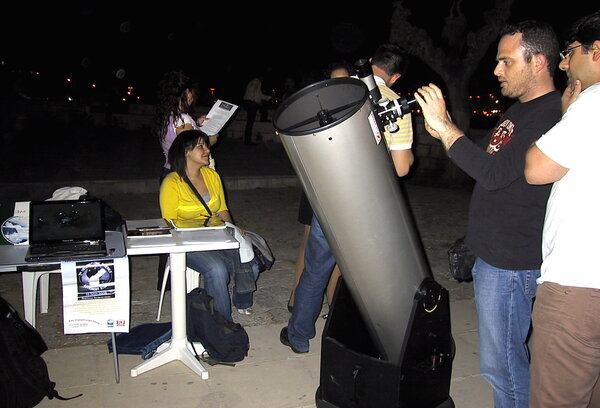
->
[159,129,254,321]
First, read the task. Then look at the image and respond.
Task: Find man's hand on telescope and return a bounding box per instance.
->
[414,84,464,151]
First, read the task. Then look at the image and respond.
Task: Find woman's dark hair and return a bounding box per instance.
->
[154,69,199,142]
[168,129,210,178]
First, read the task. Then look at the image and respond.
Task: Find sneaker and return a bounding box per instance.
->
[237,308,253,315]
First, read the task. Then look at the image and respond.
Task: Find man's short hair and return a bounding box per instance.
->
[566,11,600,50]
[501,20,560,77]
[371,43,408,77]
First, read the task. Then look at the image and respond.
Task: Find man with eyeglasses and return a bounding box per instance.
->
[525,11,600,408]
[415,21,561,408]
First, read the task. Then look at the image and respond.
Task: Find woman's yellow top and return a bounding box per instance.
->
[159,167,228,225]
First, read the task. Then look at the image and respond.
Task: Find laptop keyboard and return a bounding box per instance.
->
[28,242,106,255]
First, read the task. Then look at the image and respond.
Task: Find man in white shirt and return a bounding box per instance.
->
[524,11,600,408]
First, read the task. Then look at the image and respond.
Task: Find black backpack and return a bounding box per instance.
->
[186,288,249,364]
[0,295,82,407]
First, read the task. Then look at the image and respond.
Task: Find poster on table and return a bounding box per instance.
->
[61,256,130,334]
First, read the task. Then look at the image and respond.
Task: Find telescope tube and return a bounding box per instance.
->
[273,77,431,363]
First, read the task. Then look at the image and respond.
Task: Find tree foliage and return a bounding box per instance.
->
[389,0,515,131]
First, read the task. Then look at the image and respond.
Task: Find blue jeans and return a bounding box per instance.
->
[187,250,253,321]
[287,216,336,352]
[472,257,540,408]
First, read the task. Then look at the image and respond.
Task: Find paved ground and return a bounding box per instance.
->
[0,128,487,407]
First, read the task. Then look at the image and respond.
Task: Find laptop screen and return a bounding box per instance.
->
[29,200,105,245]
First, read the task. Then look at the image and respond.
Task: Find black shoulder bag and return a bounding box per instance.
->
[182,174,217,227]
[448,236,476,282]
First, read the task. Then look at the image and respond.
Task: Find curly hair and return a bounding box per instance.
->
[154,70,198,142]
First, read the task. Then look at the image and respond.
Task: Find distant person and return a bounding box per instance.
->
[160,129,257,320]
[415,20,561,408]
[242,75,272,146]
[154,69,217,181]
[524,11,600,408]
[280,45,414,354]
[287,61,354,314]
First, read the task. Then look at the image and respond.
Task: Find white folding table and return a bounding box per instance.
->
[125,226,239,379]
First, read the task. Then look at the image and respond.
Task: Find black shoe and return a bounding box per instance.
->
[244,141,258,146]
[280,327,307,354]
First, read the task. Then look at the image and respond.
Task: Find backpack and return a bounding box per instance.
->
[186,288,249,364]
[0,295,82,407]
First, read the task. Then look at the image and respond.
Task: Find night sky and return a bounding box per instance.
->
[1,1,596,105]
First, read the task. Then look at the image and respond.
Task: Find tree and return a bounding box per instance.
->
[389,0,514,133]
[389,0,514,183]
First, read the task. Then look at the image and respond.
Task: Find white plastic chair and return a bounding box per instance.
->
[156,257,200,321]
[21,267,61,328]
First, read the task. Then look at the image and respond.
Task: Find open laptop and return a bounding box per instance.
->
[25,199,107,262]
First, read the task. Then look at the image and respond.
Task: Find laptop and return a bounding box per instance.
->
[25,199,107,262]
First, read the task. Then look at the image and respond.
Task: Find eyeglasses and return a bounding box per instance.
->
[560,44,583,60]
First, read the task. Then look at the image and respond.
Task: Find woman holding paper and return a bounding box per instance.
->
[160,129,255,320]
[155,69,218,181]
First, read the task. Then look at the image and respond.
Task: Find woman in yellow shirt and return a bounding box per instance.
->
[160,130,253,320]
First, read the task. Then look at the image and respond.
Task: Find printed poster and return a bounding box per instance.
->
[61,256,130,334]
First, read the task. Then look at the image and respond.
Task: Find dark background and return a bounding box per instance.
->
[2,1,595,107]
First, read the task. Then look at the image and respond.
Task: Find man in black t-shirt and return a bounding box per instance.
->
[415,21,561,408]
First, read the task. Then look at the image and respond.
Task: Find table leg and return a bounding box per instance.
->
[21,272,37,327]
[112,332,120,383]
[130,252,208,379]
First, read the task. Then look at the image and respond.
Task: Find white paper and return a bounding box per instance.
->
[61,256,130,334]
[199,99,238,135]
[225,222,254,263]
[169,218,226,231]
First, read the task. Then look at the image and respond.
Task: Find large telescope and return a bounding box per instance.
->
[273,63,454,407]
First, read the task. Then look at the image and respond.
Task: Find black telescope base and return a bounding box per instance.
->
[316,278,455,408]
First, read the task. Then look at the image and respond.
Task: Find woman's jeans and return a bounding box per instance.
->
[472,257,540,408]
[186,249,253,321]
